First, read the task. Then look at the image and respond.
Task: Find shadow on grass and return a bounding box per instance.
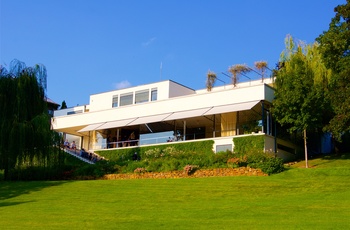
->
[0,181,71,207]
[0,200,35,208]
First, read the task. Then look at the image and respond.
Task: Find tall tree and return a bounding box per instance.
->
[273,35,330,168]
[316,0,350,141]
[0,60,60,180]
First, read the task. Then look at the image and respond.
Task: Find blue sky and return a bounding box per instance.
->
[0,0,345,107]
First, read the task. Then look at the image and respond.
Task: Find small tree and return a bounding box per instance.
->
[273,35,330,168]
[228,64,250,87]
[61,100,67,109]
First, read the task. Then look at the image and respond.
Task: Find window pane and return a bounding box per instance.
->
[135,90,149,104]
[216,144,232,153]
[120,93,133,106]
[112,95,118,108]
[151,88,157,101]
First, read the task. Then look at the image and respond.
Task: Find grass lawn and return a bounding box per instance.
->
[0,154,350,229]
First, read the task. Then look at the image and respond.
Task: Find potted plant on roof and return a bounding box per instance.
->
[206,70,217,91]
[228,64,250,87]
[254,61,268,82]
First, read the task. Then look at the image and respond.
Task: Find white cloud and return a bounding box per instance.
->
[114,80,131,89]
[142,37,156,47]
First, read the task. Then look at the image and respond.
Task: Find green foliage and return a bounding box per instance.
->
[1,148,78,181]
[93,139,283,175]
[317,1,350,141]
[95,141,222,174]
[233,135,265,154]
[0,60,64,180]
[73,160,116,178]
[273,36,329,134]
[91,138,283,174]
[244,151,284,175]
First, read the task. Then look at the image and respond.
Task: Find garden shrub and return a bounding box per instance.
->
[245,150,284,175]
[73,160,116,178]
[92,139,284,176]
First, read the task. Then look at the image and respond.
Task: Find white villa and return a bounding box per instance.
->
[52,78,297,161]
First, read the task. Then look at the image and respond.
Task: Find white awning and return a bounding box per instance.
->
[78,122,105,132]
[203,100,260,116]
[164,107,212,121]
[97,118,137,130]
[128,113,172,126]
[77,101,260,132]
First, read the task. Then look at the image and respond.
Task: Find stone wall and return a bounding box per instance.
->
[103,167,267,180]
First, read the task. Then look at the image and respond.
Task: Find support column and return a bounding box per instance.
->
[183,120,186,141]
[236,111,240,135]
[261,101,265,133]
[117,128,120,147]
[213,114,216,138]
[267,111,270,135]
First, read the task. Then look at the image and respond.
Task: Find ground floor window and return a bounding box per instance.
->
[216,144,232,153]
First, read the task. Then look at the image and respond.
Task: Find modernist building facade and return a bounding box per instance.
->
[52,78,296,161]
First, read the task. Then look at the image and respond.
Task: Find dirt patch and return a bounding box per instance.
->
[103,167,267,180]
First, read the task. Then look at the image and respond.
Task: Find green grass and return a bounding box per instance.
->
[1,154,350,229]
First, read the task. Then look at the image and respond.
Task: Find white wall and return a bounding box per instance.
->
[168,81,195,98]
[213,137,234,152]
[87,80,194,112]
[54,105,86,117]
[53,84,270,130]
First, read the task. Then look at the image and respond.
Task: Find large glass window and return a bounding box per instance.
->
[151,88,157,101]
[135,89,149,104]
[112,95,118,108]
[120,92,133,106]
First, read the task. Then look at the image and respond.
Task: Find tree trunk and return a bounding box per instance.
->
[304,129,309,168]
[3,156,9,181]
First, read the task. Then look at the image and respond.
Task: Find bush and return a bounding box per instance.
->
[245,151,284,175]
[258,157,284,175]
[73,160,117,178]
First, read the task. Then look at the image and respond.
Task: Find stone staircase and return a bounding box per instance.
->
[63,148,95,164]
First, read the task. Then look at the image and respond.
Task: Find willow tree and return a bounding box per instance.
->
[0,60,61,180]
[228,64,250,87]
[273,35,331,168]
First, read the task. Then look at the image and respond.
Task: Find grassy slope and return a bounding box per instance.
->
[0,154,349,229]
